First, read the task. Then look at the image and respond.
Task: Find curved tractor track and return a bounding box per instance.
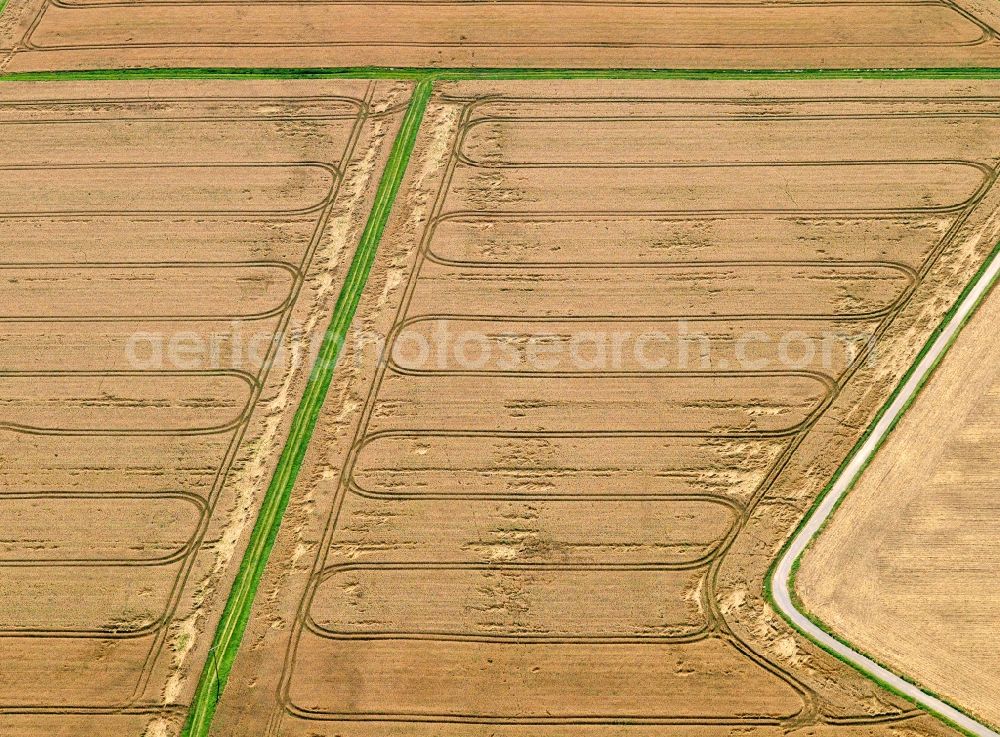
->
[771,242,1000,737]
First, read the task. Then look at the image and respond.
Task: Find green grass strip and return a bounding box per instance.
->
[2,54,996,733]
[180,77,432,737]
[3,66,1000,82]
[766,239,1000,737]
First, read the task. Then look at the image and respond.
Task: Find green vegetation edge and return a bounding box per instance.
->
[3,66,1000,81]
[179,78,432,737]
[1,59,997,736]
[765,239,1000,737]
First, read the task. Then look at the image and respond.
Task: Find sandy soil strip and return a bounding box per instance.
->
[0,79,410,737]
[212,79,1000,737]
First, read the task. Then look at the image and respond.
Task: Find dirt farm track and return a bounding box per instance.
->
[2,2,1000,737]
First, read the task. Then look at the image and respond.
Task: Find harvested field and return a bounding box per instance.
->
[797,267,1000,730]
[3,0,1000,71]
[211,79,1000,737]
[0,79,410,737]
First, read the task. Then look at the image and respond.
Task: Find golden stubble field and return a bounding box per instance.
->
[209,79,1000,737]
[0,78,410,737]
[2,0,1000,71]
[798,269,1000,730]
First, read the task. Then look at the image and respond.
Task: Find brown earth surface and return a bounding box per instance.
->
[210,79,1000,737]
[0,78,410,737]
[798,268,1000,730]
[2,0,1000,71]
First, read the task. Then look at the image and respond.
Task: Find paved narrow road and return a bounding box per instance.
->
[771,247,1000,737]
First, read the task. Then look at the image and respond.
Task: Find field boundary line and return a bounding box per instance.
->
[0,85,373,709]
[3,67,1000,82]
[5,62,999,736]
[179,77,432,737]
[767,238,1000,737]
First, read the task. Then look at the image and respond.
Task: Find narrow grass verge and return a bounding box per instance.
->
[2,66,1000,82]
[2,58,997,735]
[179,78,432,737]
[767,239,1000,737]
